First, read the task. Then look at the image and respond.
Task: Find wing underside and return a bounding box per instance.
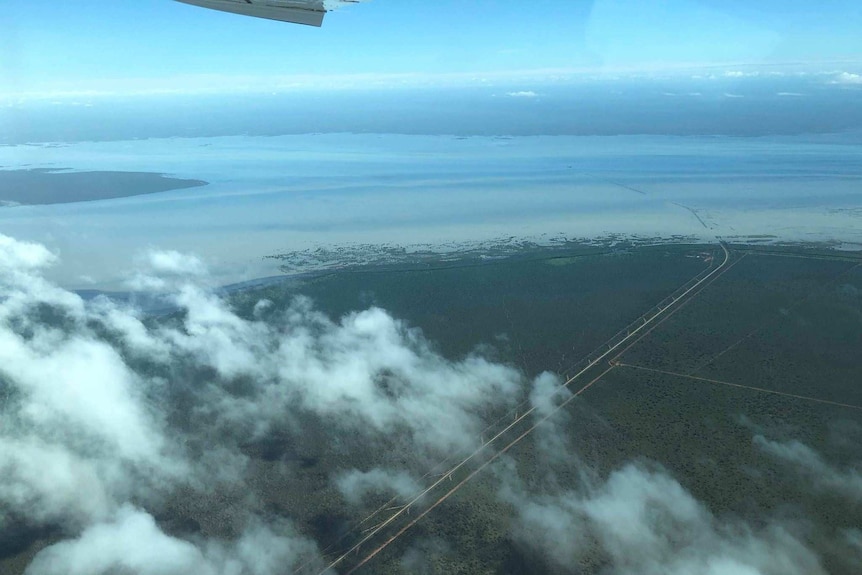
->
[175,0,327,27]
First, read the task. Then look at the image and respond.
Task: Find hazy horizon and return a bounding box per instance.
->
[3,71,862,145]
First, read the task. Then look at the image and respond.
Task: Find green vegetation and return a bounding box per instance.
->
[227,243,862,573]
[6,242,861,574]
[244,244,710,378]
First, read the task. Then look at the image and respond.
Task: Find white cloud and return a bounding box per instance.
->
[724,92,744,98]
[0,234,527,572]
[498,461,826,575]
[527,371,582,471]
[754,435,862,501]
[506,90,539,98]
[25,507,208,575]
[528,371,567,419]
[270,302,522,454]
[776,92,804,97]
[0,437,115,526]
[4,336,165,462]
[400,537,452,574]
[0,240,185,530]
[661,91,703,97]
[25,507,317,575]
[129,249,209,291]
[335,468,422,505]
[724,70,761,78]
[0,234,55,271]
[831,72,862,85]
[146,250,207,276]
[844,529,862,562]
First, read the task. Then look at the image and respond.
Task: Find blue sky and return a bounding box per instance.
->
[1,0,861,98]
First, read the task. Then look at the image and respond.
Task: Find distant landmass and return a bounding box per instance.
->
[0,169,208,206]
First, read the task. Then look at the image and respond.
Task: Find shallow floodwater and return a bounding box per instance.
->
[0,133,860,289]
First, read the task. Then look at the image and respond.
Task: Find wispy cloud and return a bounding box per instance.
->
[497,460,827,575]
[724,70,761,78]
[506,90,539,98]
[755,435,862,502]
[335,468,423,506]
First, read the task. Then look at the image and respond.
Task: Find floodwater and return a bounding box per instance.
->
[1,132,860,289]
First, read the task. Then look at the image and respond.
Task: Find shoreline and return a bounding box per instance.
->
[73,237,862,314]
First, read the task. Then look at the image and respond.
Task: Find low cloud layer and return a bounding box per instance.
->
[754,435,862,502]
[25,507,315,575]
[0,233,524,573]
[498,460,826,575]
[1,233,859,574]
[335,468,422,506]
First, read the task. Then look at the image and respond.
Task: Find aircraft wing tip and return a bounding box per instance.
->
[176,0,327,27]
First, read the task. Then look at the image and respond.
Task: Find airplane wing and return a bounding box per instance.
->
[175,0,330,27]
